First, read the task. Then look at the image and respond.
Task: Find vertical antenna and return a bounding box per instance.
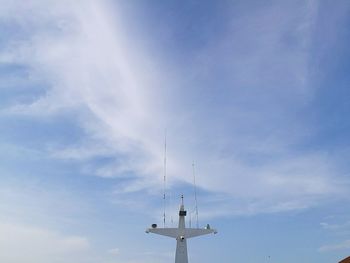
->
[192,161,199,228]
[163,130,167,227]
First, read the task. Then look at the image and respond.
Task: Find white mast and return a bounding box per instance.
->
[146,195,217,263]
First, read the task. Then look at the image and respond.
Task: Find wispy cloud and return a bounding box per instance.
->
[318,239,350,252]
[0,222,90,263]
[320,221,350,231]
[107,247,120,255]
[2,1,350,263]
[0,0,349,219]
[319,220,350,239]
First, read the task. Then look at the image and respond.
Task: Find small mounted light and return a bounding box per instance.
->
[152,224,157,228]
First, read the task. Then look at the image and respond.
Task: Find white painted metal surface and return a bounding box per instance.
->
[146,196,217,263]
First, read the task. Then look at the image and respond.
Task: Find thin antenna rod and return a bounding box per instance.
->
[192,161,199,228]
[163,130,167,227]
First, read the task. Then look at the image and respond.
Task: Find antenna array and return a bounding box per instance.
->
[192,161,199,228]
[163,130,167,227]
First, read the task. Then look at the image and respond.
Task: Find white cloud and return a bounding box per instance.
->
[0,222,90,263]
[318,239,350,252]
[320,221,350,231]
[1,0,349,217]
[108,248,120,255]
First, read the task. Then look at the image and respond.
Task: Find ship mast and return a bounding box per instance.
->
[146,196,217,263]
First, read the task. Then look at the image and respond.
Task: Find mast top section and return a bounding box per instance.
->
[179,195,186,216]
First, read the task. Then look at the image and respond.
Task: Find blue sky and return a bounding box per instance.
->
[0,0,350,262]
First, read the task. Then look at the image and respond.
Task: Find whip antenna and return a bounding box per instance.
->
[192,161,199,228]
[163,130,167,227]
